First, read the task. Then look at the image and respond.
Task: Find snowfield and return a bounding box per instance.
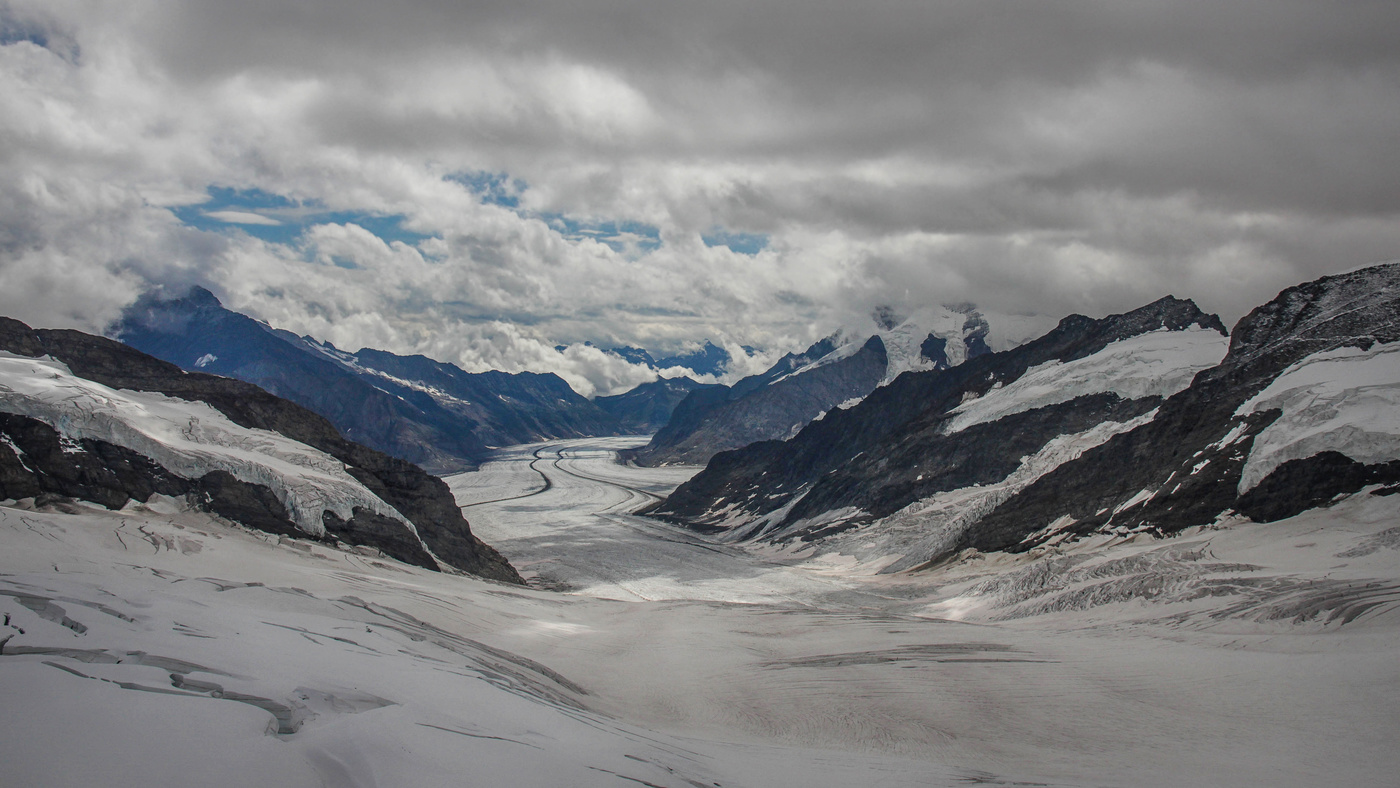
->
[1236,339,1400,492]
[944,325,1229,434]
[2,437,1397,787]
[0,352,412,537]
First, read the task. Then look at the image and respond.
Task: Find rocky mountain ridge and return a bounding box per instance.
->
[642,262,1400,572]
[0,317,522,583]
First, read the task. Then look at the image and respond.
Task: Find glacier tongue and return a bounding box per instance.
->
[0,352,411,537]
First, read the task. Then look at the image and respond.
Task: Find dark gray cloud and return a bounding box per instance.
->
[1,0,1397,394]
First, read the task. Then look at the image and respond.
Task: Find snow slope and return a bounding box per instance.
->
[944,325,1228,434]
[1236,340,1400,492]
[0,352,411,537]
[2,438,1397,788]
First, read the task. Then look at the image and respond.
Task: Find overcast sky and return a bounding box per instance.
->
[2,0,1397,396]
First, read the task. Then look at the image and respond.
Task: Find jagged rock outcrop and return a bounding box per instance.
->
[651,264,1400,572]
[963,262,1400,556]
[0,317,521,583]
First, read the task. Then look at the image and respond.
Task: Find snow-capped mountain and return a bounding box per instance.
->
[625,303,1041,467]
[114,288,621,473]
[651,264,1400,572]
[0,317,521,583]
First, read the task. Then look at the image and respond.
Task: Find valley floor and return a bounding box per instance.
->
[3,437,1397,787]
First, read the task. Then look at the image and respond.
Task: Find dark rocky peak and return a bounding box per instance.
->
[961,264,1400,556]
[961,311,992,360]
[1221,261,1400,377]
[0,316,46,356]
[626,335,887,466]
[117,285,226,335]
[728,333,844,400]
[920,334,950,368]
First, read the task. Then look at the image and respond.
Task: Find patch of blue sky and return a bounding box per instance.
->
[172,186,431,246]
[446,171,663,256]
[1,11,79,61]
[547,214,662,255]
[445,171,525,208]
[702,229,769,255]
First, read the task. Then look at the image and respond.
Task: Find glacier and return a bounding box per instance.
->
[0,352,413,537]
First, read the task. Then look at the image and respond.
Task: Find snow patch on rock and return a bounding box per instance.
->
[943,326,1228,435]
[786,409,1159,573]
[0,353,411,536]
[1236,340,1400,493]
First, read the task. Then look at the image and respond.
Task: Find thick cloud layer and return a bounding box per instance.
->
[3,0,1397,396]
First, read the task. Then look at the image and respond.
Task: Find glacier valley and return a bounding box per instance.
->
[3,436,1396,788]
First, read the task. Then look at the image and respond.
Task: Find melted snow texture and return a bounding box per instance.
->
[0,353,411,537]
[944,326,1228,435]
[1236,340,1400,493]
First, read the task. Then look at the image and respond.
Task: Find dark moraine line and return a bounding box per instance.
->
[549,449,665,504]
[459,447,556,509]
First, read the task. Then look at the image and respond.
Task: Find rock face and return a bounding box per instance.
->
[651,265,1400,571]
[625,336,889,466]
[648,296,1232,562]
[0,317,522,583]
[114,288,618,473]
[964,262,1400,555]
[593,376,709,434]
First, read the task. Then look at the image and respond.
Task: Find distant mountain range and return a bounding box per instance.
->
[114,288,642,473]
[624,303,1011,466]
[647,263,1400,573]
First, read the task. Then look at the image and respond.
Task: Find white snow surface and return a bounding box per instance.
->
[0,352,411,537]
[943,325,1228,434]
[779,305,1044,388]
[1236,340,1400,492]
[2,436,1397,788]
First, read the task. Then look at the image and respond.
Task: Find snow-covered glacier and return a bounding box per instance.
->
[0,352,412,536]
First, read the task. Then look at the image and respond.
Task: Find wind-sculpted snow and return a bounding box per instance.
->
[0,353,410,537]
[1236,340,1400,492]
[943,326,1227,435]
